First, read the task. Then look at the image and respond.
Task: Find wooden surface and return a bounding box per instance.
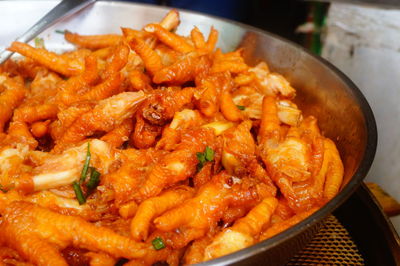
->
[366,182,400,217]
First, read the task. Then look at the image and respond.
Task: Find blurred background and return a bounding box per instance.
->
[120,0,317,52]
[121,0,400,232]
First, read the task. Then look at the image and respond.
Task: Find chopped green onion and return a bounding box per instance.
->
[80,142,91,184]
[72,181,86,205]
[236,105,245,110]
[196,152,206,164]
[34,37,45,49]
[196,152,206,170]
[196,146,215,171]
[204,146,214,161]
[86,167,101,190]
[55,29,65,34]
[152,237,166,250]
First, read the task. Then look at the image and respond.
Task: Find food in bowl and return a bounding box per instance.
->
[0,9,344,265]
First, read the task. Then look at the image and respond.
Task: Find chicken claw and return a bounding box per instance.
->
[136,128,215,200]
[54,91,147,152]
[131,186,194,241]
[0,201,147,265]
[204,197,278,260]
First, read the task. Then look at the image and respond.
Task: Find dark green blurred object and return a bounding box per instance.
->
[311,2,327,55]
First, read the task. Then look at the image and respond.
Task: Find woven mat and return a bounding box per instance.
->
[286,215,365,265]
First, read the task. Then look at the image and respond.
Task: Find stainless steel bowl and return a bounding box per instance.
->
[0,1,377,265]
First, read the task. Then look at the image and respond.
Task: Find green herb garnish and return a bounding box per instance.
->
[86,167,101,190]
[74,142,102,204]
[196,152,206,166]
[152,237,166,250]
[72,181,86,205]
[236,105,245,110]
[80,142,91,184]
[205,146,214,161]
[55,29,65,34]
[34,37,45,49]
[196,146,215,170]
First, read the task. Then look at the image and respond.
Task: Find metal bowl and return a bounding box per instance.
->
[0,1,377,265]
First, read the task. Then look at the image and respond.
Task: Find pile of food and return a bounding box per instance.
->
[0,10,344,265]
